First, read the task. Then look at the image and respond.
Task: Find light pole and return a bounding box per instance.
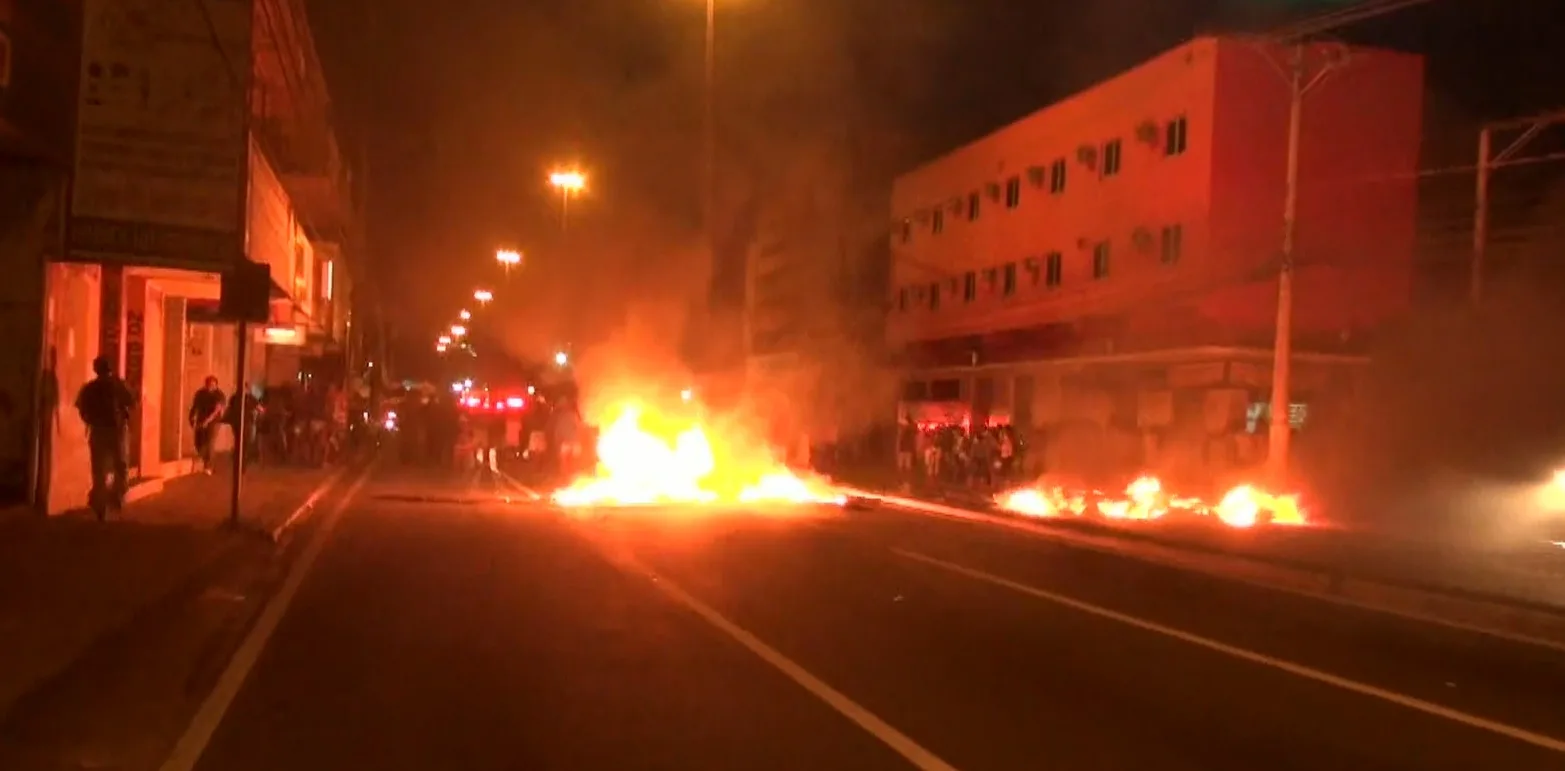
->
[1261,41,1347,489]
[548,170,586,231]
[702,0,716,276]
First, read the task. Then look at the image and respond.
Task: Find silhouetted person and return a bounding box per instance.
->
[74,355,135,519]
[225,383,261,471]
[188,375,225,473]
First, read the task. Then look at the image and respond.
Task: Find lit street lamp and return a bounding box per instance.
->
[438,335,452,345]
[496,248,522,275]
[554,351,569,367]
[548,170,586,231]
[474,289,493,305]
[459,309,472,321]
[451,324,468,337]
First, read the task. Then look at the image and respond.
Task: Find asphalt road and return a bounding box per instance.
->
[903,487,1565,607]
[178,466,1565,771]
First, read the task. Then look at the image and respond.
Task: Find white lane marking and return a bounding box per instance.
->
[594,544,961,771]
[268,467,348,540]
[857,491,1565,654]
[158,467,374,771]
[495,468,544,501]
[894,548,1565,755]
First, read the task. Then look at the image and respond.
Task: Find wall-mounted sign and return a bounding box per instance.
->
[69,0,252,269]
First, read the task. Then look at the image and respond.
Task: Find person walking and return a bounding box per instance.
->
[73,356,135,519]
[224,383,262,471]
[187,376,225,473]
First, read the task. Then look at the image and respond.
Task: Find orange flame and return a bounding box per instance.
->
[551,403,844,508]
[996,475,1306,528]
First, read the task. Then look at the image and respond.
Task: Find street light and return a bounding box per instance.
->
[554,351,569,367]
[459,309,472,321]
[496,248,522,274]
[474,289,493,305]
[450,324,467,337]
[438,335,452,345]
[548,169,586,231]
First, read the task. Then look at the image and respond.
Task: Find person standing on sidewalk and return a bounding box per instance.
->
[74,356,135,519]
[187,376,225,473]
[225,383,262,471]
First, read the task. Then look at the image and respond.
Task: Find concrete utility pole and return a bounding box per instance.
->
[1471,109,1565,306]
[1265,42,1348,489]
[703,0,716,268]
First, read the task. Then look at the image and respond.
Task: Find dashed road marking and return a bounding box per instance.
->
[588,540,962,771]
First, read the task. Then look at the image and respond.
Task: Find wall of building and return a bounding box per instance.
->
[42,262,100,514]
[888,39,1222,346]
[1204,40,1424,333]
[0,161,55,506]
[886,36,1424,355]
[249,137,296,293]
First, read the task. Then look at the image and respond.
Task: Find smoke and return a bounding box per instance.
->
[1303,240,1565,532]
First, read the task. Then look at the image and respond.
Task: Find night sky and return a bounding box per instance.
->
[303,0,1565,374]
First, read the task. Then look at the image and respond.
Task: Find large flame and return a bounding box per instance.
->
[551,403,845,508]
[995,475,1306,528]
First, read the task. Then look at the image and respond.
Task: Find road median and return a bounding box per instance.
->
[847,487,1565,651]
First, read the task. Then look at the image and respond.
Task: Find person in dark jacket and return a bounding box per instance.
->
[224,383,262,471]
[74,356,135,518]
[188,376,225,473]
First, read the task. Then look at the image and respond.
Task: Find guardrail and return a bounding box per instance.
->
[844,487,1565,652]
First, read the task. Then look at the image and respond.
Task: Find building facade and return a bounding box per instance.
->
[886,37,1423,488]
[16,0,363,514]
[0,0,81,509]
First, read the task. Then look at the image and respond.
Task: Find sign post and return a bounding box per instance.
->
[219,260,269,526]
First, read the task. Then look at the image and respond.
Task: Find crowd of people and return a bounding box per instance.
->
[895,418,1024,493]
[389,392,590,484]
[72,356,358,519]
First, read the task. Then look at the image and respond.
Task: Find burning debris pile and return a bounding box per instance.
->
[995,476,1305,528]
[550,402,844,508]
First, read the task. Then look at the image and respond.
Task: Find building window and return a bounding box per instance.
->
[928,282,940,310]
[1045,251,1063,287]
[1092,241,1111,279]
[931,208,944,234]
[1002,262,1017,296]
[1004,176,1021,208]
[1160,224,1184,264]
[1165,116,1188,156]
[963,271,977,302]
[1049,159,1067,194]
[967,192,981,220]
[1102,139,1123,177]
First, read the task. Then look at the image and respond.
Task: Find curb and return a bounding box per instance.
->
[266,467,350,543]
[851,488,1565,652]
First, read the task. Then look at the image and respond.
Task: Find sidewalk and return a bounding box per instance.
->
[0,463,340,716]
